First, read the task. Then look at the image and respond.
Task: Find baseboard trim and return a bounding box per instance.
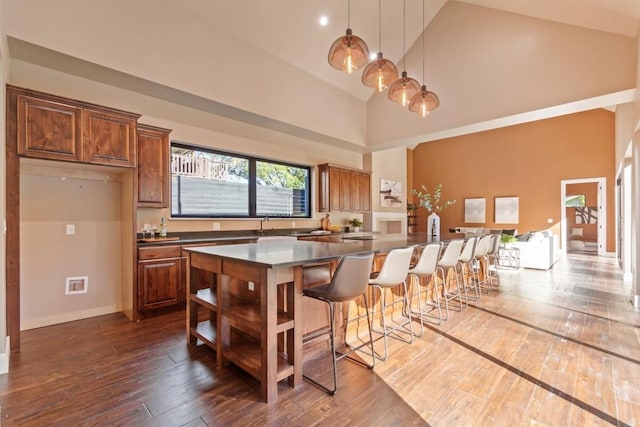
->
[0,336,10,374]
[21,304,122,331]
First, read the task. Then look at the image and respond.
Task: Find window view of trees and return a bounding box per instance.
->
[171,144,310,218]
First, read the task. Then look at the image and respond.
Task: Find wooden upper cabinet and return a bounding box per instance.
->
[83,108,138,167]
[9,85,140,167]
[358,172,371,212]
[317,163,371,213]
[16,94,83,162]
[339,169,352,212]
[137,124,171,208]
[329,167,341,211]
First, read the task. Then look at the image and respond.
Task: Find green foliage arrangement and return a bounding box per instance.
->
[501,233,518,244]
[349,218,364,227]
[411,184,456,214]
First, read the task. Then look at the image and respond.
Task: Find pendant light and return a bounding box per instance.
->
[361,0,398,92]
[409,0,440,117]
[388,0,420,107]
[328,0,370,74]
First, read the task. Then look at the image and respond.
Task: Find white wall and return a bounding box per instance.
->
[20,174,123,329]
[368,147,408,233]
[3,0,367,147]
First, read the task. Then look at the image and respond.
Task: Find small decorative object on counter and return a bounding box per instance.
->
[411,183,456,240]
[348,217,364,233]
[321,213,331,231]
[159,217,167,238]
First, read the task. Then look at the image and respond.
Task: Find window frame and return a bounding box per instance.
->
[170,141,312,219]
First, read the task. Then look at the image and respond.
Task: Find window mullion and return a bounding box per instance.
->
[249,159,257,217]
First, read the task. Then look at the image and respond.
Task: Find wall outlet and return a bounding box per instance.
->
[248,281,255,291]
[66,224,76,235]
[65,276,88,295]
[547,218,553,223]
[291,221,296,228]
[212,222,221,230]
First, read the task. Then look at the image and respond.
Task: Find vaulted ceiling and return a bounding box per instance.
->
[5,0,640,153]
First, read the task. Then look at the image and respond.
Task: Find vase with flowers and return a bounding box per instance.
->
[411,184,456,241]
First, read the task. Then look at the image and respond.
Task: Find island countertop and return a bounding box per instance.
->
[182,233,439,268]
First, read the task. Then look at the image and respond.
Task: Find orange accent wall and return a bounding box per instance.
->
[410,109,615,251]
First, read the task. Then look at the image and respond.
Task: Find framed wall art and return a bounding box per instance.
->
[495,196,519,224]
[464,198,486,223]
[380,179,402,207]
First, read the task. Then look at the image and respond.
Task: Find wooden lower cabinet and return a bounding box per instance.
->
[137,245,184,311]
[137,239,252,315]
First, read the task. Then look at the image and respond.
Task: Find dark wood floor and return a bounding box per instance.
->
[1,253,639,426]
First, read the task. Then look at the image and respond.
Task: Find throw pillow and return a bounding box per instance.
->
[529,232,545,243]
[571,228,584,236]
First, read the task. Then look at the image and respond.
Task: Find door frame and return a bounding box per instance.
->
[560,177,607,256]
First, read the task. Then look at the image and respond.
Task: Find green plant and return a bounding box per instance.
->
[501,233,517,244]
[349,218,364,227]
[411,184,456,214]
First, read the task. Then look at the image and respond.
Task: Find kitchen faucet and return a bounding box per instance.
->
[259,216,269,235]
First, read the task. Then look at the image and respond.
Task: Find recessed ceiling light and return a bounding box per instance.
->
[319,15,328,26]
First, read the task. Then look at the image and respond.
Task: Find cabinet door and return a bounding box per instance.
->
[317,164,330,212]
[137,124,171,207]
[83,108,137,167]
[359,172,371,212]
[138,258,181,310]
[339,169,352,212]
[351,171,361,212]
[16,94,83,162]
[329,167,341,211]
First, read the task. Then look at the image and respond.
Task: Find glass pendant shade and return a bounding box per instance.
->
[409,85,440,117]
[361,52,398,92]
[328,28,370,74]
[388,71,421,107]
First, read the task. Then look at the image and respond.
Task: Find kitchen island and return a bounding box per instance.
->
[183,234,433,402]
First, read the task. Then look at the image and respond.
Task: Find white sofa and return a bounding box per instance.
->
[510,230,559,270]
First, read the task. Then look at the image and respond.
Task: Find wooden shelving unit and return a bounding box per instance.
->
[407,204,418,234]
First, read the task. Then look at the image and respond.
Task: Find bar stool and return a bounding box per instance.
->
[368,246,416,361]
[486,234,501,291]
[471,235,492,299]
[302,252,375,395]
[456,236,478,306]
[436,239,465,319]
[408,243,444,328]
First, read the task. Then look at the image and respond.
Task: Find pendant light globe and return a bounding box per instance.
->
[409,85,440,117]
[388,0,420,107]
[328,28,370,74]
[362,52,398,92]
[388,72,420,107]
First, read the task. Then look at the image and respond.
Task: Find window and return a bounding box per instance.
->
[171,143,310,218]
[565,194,586,207]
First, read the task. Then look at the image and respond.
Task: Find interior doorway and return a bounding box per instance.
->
[560,178,606,256]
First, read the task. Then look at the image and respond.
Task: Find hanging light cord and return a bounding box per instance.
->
[378,0,382,51]
[347,0,351,28]
[421,0,425,83]
[402,0,406,71]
